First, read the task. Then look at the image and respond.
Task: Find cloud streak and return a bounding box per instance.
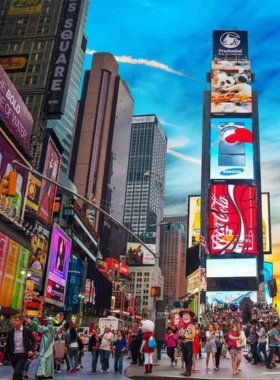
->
[167,148,201,164]
[86,49,204,81]
[168,136,190,149]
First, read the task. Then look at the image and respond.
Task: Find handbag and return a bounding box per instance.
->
[148,337,157,349]
[174,348,181,357]
[236,339,245,348]
[54,342,65,358]
[227,345,232,350]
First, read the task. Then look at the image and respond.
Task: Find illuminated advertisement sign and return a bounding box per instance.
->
[44,224,71,307]
[213,30,248,59]
[209,184,258,255]
[262,193,272,254]
[37,135,61,224]
[210,119,254,180]
[211,60,252,114]
[126,243,155,266]
[26,172,42,212]
[207,258,257,278]
[0,55,29,73]
[264,262,273,304]
[9,0,43,15]
[187,196,201,249]
[206,291,257,306]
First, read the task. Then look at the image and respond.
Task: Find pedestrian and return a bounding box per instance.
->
[114,330,127,374]
[192,321,200,372]
[140,320,155,374]
[99,327,114,373]
[249,320,259,364]
[68,327,79,372]
[179,302,195,377]
[266,321,280,369]
[88,329,101,372]
[205,323,217,371]
[164,327,178,367]
[236,324,245,372]
[214,322,225,370]
[257,321,268,366]
[127,328,132,359]
[6,314,35,380]
[228,324,242,375]
[130,321,140,365]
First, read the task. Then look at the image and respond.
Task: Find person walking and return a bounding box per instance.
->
[114,330,127,374]
[164,327,178,367]
[257,321,268,366]
[68,327,79,372]
[266,321,280,369]
[249,320,259,364]
[6,314,35,380]
[214,322,225,370]
[99,327,114,373]
[88,329,101,372]
[205,324,217,371]
[130,321,140,365]
[228,324,242,375]
[192,321,200,373]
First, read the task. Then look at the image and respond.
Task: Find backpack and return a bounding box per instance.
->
[148,336,157,349]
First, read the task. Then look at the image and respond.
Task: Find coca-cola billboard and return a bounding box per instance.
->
[209,184,258,255]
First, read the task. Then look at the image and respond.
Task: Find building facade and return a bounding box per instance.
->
[0,0,88,167]
[122,115,167,253]
[69,53,134,259]
[160,219,186,304]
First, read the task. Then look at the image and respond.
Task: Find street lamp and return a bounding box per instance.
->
[144,170,164,322]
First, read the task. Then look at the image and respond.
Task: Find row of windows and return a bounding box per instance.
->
[13,25,50,36]
[9,41,46,52]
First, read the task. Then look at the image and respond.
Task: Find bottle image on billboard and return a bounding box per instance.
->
[192,198,201,246]
[11,246,30,310]
[0,240,20,307]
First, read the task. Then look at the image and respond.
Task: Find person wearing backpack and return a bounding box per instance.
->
[140,320,155,374]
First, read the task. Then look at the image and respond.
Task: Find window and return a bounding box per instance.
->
[0,9,8,17]
[28,64,40,73]
[37,26,49,34]
[31,53,43,61]
[40,16,51,23]
[22,95,34,105]
[17,16,28,25]
[14,27,26,36]
[0,19,5,26]
[42,5,53,12]
[34,41,46,50]
[25,76,38,85]
[9,43,21,52]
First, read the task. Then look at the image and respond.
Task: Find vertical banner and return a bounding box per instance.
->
[262,193,272,254]
[187,196,201,248]
[0,232,9,290]
[11,246,30,310]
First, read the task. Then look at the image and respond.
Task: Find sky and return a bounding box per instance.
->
[82,0,280,248]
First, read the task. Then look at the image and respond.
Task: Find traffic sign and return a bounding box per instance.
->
[142,232,156,238]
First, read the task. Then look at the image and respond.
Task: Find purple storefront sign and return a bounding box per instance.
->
[0,64,33,151]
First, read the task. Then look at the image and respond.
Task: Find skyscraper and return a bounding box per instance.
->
[0,0,89,167]
[70,53,134,259]
[122,115,167,252]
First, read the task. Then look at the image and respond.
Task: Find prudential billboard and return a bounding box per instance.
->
[210,118,254,180]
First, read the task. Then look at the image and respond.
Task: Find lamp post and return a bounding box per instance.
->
[144,170,164,322]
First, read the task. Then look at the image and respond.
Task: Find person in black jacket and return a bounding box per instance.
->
[6,314,36,380]
[88,329,101,372]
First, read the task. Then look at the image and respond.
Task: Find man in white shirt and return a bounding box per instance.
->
[99,327,114,373]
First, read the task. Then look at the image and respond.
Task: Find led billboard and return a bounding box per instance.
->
[264,262,273,304]
[211,60,252,114]
[262,193,272,254]
[187,196,201,249]
[44,224,71,307]
[206,291,257,306]
[126,243,155,266]
[213,30,248,59]
[209,184,258,255]
[206,258,257,278]
[210,119,254,180]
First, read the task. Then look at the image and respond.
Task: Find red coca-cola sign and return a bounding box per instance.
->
[172,312,182,328]
[209,184,258,255]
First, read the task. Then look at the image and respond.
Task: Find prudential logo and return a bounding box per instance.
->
[220,32,241,48]
[220,168,244,176]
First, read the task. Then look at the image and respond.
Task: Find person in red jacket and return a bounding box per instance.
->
[140,320,155,374]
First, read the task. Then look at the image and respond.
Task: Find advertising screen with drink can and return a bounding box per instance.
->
[262,193,272,254]
[44,223,71,307]
[187,196,201,249]
[211,60,252,114]
[210,119,254,180]
[209,184,258,255]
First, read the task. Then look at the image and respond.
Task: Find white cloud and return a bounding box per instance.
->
[168,136,190,149]
[167,148,201,164]
[159,119,183,129]
[86,49,204,81]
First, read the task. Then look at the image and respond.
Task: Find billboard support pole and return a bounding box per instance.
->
[12,160,156,257]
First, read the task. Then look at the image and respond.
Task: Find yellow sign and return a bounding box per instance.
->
[0,55,28,72]
[9,0,43,15]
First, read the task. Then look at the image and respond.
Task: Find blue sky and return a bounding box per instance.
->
[82,0,280,244]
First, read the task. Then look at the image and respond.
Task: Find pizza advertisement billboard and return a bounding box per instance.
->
[209,184,258,255]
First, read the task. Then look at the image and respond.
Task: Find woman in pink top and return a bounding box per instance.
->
[164,327,178,366]
[228,324,242,375]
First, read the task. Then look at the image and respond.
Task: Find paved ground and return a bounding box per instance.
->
[126,354,280,380]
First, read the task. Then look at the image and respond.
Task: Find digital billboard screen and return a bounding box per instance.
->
[126,243,155,266]
[206,291,257,307]
[209,184,258,255]
[210,119,254,180]
[187,196,201,249]
[211,60,252,114]
[44,223,71,307]
[264,262,273,304]
[206,258,257,278]
[213,30,248,60]
[262,193,272,254]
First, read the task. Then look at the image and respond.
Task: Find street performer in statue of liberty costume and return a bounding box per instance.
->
[31,316,65,379]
